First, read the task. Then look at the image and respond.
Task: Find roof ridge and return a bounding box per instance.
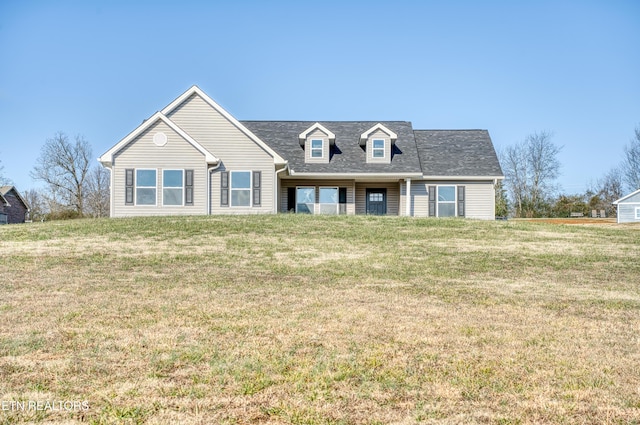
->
[241,120,413,123]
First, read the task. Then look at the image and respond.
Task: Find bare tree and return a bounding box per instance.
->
[501,144,529,216]
[0,157,13,186]
[621,125,640,192]
[85,166,110,217]
[527,131,562,211]
[501,131,562,217]
[30,132,92,216]
[22,188,47,222]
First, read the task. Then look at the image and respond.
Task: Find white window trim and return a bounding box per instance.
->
[135,168,157,206]
[230,170,252,208]
[162,169,184,207]
[310,139,324,159]
[372,139,385,158]
[635,206,640,220]
[436,185,457,217]
[319,186,339,215]
[295,186,316,214]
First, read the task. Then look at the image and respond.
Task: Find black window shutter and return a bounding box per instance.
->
[339,187,347,215]
[125,169,134,205]
[185,169,194,206]
[287,187,295,212]
[457,186,465,217]
[253,171,261,207]
[339,188,347,204]
[220,171,229,207]
[428,185,436,217]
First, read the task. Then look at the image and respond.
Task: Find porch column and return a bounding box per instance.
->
[405,178,411,216]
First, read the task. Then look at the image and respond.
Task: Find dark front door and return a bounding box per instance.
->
[366,189,387,215]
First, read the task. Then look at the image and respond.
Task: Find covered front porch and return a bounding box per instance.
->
[278,177,413,216]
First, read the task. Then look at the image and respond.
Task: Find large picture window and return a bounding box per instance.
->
[296,187,315,214]
[163,170,183,206]
[319,187,339,214]
[231,171,251,207]
[136,169,156,205]
[437,186,456,217]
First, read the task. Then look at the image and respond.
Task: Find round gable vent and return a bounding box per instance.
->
[153,132,168,146]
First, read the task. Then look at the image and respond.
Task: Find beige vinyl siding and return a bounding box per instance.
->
[112,120,207,217]
[280,179,355,214]
[355,182,400,215]
[398,181,429,217]
[400,180,496,219]
[167,93,275,214]
[366,130,391,164]
[465,182,495,220]
[305,129,330,164]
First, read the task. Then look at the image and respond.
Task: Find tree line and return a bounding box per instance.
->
[3,127,639,221]
[498,125,640,218]
[0,132,110,221]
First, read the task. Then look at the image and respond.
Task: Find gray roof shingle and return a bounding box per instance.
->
[242,121,423,174]
[414,130,503,177]
[241,121,503,178]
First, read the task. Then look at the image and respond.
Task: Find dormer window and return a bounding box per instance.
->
[311,139,324,158]
[299,123,335,164]
[360,123,397,164]
[372,139,385,158]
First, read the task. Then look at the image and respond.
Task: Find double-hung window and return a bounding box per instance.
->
[163,170,183,206]
[310,139,323,158]
[319,187,339,214]
[230,171,251,207]
[635,207,640,220]
[437,186,456,217]
[372,139,385,158]
[136,169,156,205]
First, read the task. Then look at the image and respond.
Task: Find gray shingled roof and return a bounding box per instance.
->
[242,121,423,174]
[242,122,503,177]
[414,130,503,177]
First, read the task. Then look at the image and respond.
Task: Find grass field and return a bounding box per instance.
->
[1,215,639,424]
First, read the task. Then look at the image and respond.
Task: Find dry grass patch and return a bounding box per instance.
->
[1,215,639,424]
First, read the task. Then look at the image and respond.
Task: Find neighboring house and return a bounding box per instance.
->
[612,189,640,223]
[0,192,7,224]
[99,86,503,219]
[0,186,30,224]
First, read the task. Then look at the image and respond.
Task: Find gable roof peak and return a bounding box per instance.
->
[160,86,286,165]
[298,122,336,146]
[0,186,30,210]
[360,123,398,146]
[98,112,219,167]
[613,188,640,204]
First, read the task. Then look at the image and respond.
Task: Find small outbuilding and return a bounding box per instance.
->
[0,186,30,224]
[612,188,640,223]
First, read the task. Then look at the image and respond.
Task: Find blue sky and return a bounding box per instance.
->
[1,0,639,194]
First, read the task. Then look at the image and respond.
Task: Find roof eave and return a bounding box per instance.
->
[421,175,505,181]
[162,86,286,165]
[98,112,220,167]
[613,188,640,204]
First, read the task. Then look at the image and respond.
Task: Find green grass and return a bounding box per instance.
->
[1,215,639,424]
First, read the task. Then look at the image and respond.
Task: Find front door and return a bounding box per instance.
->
[366,189,387,215]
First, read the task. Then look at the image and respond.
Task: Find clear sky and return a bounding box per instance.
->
[1,0,639,194]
